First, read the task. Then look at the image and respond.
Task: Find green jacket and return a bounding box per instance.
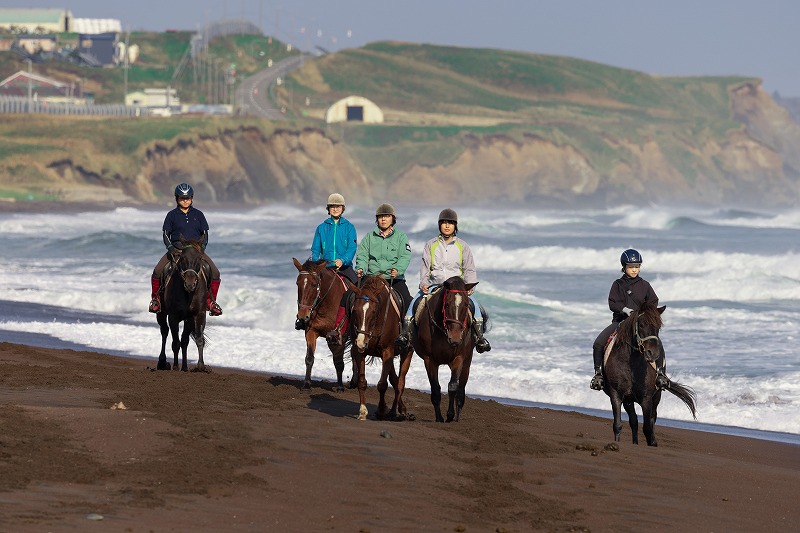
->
[356,227,412,279]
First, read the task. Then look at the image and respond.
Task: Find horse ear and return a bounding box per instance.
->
[658,305,666,314]
[465,282,478,292]
[293,257,303,271]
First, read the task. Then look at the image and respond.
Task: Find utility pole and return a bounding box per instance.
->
[123,30,130,105]
[25,58,32,112]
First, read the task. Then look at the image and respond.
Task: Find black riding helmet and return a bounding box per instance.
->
[620,248,643,272]
[175,182,194,199]
[438,208,458,235]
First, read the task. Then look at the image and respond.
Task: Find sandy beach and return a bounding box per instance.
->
[0,341,798,532]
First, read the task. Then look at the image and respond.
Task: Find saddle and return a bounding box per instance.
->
[158,252,213,296]
[602,330,657,371]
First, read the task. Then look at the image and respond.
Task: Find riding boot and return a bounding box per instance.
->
[473,319,491,354]
[655,358,670,391]
[326,306,348,346]
[590,345,604,390]
[207,279,222,316]
[395,317,413,350]
[149,277,161,313]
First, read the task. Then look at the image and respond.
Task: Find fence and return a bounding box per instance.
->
[0,95,150,117]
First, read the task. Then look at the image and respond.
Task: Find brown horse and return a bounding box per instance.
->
[349,275,414,421]
[411,276,483,422]
[156,239,209,372]
[603,303,697,445]
[293,258,356,391]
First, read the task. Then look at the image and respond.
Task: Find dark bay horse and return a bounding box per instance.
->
[293,258,356,391]
[411,276,483,422]
[349,275,414,421]
[603,303,697,446]
[156,239,209,372]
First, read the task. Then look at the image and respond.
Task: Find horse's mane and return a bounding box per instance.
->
[301,258,328,272]
[615,301,662,346]
[177,238,204,254]
[442,276,467,291]
[360,275,387,295]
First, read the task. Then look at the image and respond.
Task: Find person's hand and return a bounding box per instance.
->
[390,268,398,278]
[467,287,475,295]
[622,307,634,316]
[357,269,363,278]
[334,259,343,269]
[421,285,429,294]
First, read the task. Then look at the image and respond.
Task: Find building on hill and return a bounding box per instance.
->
[0,70,86,103]
[125,88,181,110]
[77,32,118,66]
[15,34,57,54]
[72,18,122,34]
[0,8,72,33]
[325,95,384,124]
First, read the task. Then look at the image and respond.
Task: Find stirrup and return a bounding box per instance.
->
[149,297,160,313]
[475,338,491,354]
[590,372,604,391]
[209,301,223,316]
[326,329,343,346]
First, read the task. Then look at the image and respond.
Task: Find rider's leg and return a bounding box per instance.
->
[396,290,421,347]
[590,322,617,390]
[655,344,670,390]
[149,253,170,313]
[204,255,223,316]
[326,290,351,345]
[469,296,491,353]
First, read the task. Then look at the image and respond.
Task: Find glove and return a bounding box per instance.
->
[622,307,634,316]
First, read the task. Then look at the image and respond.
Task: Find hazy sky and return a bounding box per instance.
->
[9,1,800,95]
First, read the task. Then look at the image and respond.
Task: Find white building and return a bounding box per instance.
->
[125,88,180,109]
[325,95,384,124]
[72,18,122,34]
[0,8,72,33]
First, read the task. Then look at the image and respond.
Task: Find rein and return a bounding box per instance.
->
[297,269,338,319]
[353,281,393,341]
[442,289,469,330]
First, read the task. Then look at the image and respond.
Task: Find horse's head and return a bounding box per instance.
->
[177,240,205,293]
[629,303,665,362]
[441,276,474,346]
[294,258,327,324]
[350,276,387,351]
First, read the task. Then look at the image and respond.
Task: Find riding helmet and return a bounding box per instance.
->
[438,208,458,234]
[375,203,395,216]
[175,183,194,198]
[620,248,643,266]
[327,193,345,207]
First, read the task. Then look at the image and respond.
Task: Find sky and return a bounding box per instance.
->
[8,1,800,96]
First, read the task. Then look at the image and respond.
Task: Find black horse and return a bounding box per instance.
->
[603,303,696,446]
[156,239,210,372]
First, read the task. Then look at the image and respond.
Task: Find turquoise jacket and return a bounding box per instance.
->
[311,216,357,267]
[356,227,411,279]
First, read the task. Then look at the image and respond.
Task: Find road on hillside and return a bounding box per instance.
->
[236,55,307,119]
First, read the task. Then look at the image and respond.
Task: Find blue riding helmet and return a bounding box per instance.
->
[175,183,194,198]
[620,248,643,266]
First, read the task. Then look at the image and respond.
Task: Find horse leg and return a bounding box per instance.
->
[156,313,170,370]
[302,330,317,390]
[445,361,463,423]
[453,355,472,422]
[191,315,207,373]
[424,357,444,423]
[169,316,181,370]
[180,320,193,372]
[622,399,639,445]
[393,347,415,421]
[348,357,359,389]
[355,354,368,421]
[375,353,392,420]
[609,392,624,442]
[642,396,659,447]
[332,343,346,392]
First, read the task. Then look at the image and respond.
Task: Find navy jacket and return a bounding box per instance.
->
[162,206,209,249]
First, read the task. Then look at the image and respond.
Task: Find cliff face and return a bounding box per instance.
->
[15,85,800,208]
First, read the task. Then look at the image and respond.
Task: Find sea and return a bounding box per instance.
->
[1,204,799,444]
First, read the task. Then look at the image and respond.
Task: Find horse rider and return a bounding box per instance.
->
[396,208,491,353]
[149,183,223,316]
[300,193,358,331]
[590,249,668,391]
[327,203,412,344]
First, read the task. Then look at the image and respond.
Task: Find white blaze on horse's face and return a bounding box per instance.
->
[354,300,371,350]
[296,271,318,321]
[445,290,467,345]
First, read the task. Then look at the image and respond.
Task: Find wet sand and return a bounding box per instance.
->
[0,341,798,532]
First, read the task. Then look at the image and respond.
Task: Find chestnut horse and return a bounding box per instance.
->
[293,258,356,391]
[156,239,209,372]
[603,303,697,446]
[349,275,414,421]
[411,276,484,422]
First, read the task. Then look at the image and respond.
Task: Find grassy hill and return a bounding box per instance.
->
[280,42,756,186]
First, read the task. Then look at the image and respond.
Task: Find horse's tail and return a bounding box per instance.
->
[665,379,698,420]
[192,330,209,346]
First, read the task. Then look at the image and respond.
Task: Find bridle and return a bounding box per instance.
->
[633,312,660,354]
[442,289,469,331]
[297,268,338,319]
[352,281,393,342]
